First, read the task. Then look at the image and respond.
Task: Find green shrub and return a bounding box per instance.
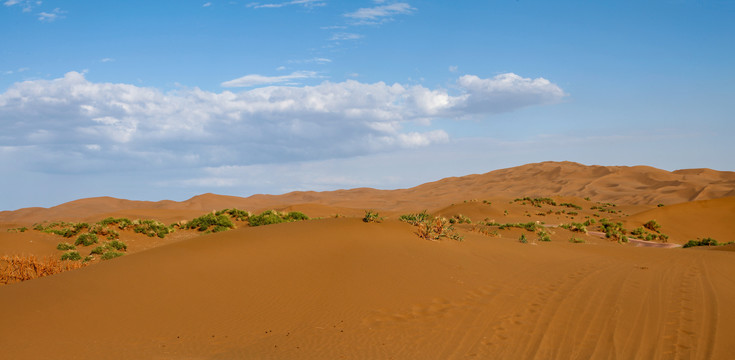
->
[74,233,99,246]
[185,213,235,232]
[101,251,124,260]
[497,222,540,232]
[560,222,587,233]
[643,220,661,233]
[90,246,107,255]
[56,242,76,251]
[569,237,586,244]
[514,197,557,207]
[415,216,462,241]
[133,219,173,238]
[683,237,719,248]
[537,230,551,242]
[362,210,383,223]
[559,203,583,210]
[215,208,252,221]
[61,251,82,261]
[399,211,431,225]
[107,240,127,251]
[519,234,528,243]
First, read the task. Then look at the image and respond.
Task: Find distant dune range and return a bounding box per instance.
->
[1,161,734,359]
[2,161,734,224]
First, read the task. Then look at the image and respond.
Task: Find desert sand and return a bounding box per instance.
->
[1,161,733,359]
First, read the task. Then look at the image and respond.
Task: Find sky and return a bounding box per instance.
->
[1,0,734,211]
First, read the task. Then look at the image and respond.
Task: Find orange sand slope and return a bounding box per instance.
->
[1,218,733,359]
[2,161,734,224]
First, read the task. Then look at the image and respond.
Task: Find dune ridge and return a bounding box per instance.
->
[2,161,734,224]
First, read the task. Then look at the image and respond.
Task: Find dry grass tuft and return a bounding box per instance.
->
[0,255,88,285]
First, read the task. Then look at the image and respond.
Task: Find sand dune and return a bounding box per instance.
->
[1,161,733,359]
[1,218,733,359]
[3,161,735,224]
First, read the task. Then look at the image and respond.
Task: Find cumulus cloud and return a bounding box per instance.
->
[330,32,363,41]
[37,7,65,22]
[3,0,40,12]
[344,2,415,25]
[0,71,565,175]
[247,0,325,9]
[221,71,320,87]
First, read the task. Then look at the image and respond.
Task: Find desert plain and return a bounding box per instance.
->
[1,161,734,359]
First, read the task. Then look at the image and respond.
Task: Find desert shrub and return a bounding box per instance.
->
[519,234,528,243]
[583,218,596,227]
[107,240,127,251]
[449,214,472,224]
[399,211,431,225]
[215,208,252,221]
[1,255,88,284]
[362,210,383,223]
[98,217,133,230]
[470,224,500,237]
[7,227,28,233]
[56,242,76,251]
[246,210,310,227]
[497,222,540,232]
[560,222,587,233]
[643,220,661,233]
[630,227,645,237]
[559,203,583,210]
[658,234,669,242]
[101,251,124,260]
[683,237,719,248]
[185,213,235,232]
[133,219,173,238]
[598,218,627,242]
[416,216,462,241]
[566,211,578,216]
[514,197,557,207]
[61,251,82,261]
[537,230,551,242]
[74,233,99,246]
[90,246,107,255]
[569,237,586,244]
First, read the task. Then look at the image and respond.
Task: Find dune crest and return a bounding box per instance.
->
[2,161,734,224]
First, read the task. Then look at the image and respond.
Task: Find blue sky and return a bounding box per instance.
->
[1,0,734,211]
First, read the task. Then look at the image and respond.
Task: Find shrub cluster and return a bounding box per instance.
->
[1,255,88,284]
[132,219,172,238]
[560,222,587,233]
[415,216,463,242]
[248,210,309,227]
[399,211,431,226]
[558,202,583,210]
[682,237,727,248]
[74,233,99,246]
[514,197,557,207]
[598,218,627,243]
[215,208,252,221]
[185,213,235,232]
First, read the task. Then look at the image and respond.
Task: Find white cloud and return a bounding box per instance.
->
[449,65,458,73]
[202,2,212,7]
[100,58,114,63]
[247,0,325,9]
[330,32,363,41]
[344,2,415,25]
[221,70,319,87]
[0,71,565,176]
[38,7,64,22]
[4,0,40,12]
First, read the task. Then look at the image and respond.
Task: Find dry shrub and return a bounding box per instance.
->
[0,255,88,285]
